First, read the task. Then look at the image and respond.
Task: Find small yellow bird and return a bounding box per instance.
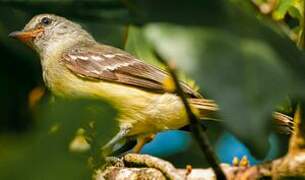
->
[9,14,293,155]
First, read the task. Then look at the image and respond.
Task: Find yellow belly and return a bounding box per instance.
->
[42,58,188,136]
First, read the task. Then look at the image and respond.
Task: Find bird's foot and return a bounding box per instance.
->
[132,133,155,153]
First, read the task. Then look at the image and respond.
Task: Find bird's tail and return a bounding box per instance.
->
[189,98,294,135]
[272,112,294,134]
[189,98,219,120]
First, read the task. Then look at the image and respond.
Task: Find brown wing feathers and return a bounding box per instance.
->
[62,43,201,97]
[62,43,294,134]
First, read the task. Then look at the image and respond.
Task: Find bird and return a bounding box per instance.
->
[9,14,293,155]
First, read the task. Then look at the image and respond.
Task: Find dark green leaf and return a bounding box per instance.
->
[145,23,292,157]
[0,98,117,180]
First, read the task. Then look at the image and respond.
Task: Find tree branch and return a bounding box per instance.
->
[156,56,226,179]
[95,153,235,180]
[96,101,305,179]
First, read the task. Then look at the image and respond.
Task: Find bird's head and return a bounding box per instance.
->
[9,14,94,56]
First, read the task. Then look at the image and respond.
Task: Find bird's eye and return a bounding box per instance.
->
[41,17,52,26]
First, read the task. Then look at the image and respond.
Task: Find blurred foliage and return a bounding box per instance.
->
[143,1,305,157]
[145,23,291,157]
[0,0,304,179]
[253,0,304,47]
[0,98,117,180]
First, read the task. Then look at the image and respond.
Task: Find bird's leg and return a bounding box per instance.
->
[132,133,156,153]
[102,126,131,157]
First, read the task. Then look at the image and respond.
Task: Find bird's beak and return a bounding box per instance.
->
[9,27,44,43]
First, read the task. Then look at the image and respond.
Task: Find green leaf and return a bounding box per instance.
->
[125,25,163,67]
[144,23,294,157]
[0,98,118,180]
[125,25,200,90]
[272,0,294,20]
[128,0,305,90]
[138,0,305,158]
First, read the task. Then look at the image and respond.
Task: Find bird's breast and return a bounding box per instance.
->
[41,55,189,136]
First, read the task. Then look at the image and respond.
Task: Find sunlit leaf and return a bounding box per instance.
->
[272,0,294,20]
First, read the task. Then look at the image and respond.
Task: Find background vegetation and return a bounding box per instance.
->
[0,0,304,179]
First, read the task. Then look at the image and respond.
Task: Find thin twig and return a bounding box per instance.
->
[157,56,226,179]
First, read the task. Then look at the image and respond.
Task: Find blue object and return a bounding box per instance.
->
[215,132,280,164]
[141,130,192,157]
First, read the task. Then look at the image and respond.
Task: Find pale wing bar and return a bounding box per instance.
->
[61,44,201,97]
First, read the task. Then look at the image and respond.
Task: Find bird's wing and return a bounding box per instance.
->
[61,43,201,98]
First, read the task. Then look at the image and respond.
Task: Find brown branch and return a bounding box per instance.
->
[96,148,305,179]
[95,153,237,180]
[156,56,226,179]
[96,167,167,180]
[123,154,184,179]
